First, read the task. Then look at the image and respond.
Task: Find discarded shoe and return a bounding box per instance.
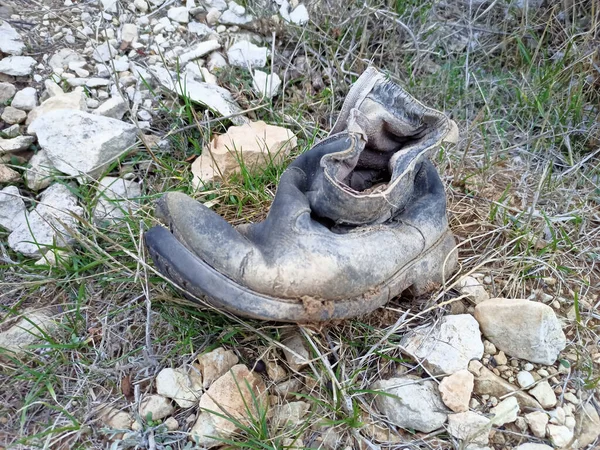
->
[145,67,458,322]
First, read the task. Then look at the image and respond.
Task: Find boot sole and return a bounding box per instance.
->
[144,226,458,323]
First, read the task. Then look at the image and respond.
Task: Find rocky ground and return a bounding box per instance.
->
[0,0,599,449]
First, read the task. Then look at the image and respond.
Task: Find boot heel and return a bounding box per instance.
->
[405,232,458,296]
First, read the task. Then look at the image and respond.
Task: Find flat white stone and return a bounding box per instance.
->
[401,314,484,375]
[0,186,26,231]
[8,183,82,257]
[168,6,189,23]
[252,70,281,98]
[0,56,36,76]
[179,40,221,65]
[0,21,25,55]
[474,298,566,365]
[28,110,138,179]
[227,41,268,68]
[371,376,448,433]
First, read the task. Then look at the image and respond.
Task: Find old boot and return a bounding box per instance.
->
[145,68,458,322]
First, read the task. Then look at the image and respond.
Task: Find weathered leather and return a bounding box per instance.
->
[308,67,452,225]
[144,67,457,321]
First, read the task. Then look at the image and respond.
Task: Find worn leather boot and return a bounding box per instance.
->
[145,67,458,322]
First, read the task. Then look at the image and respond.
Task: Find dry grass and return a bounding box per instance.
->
[1,0,599,449]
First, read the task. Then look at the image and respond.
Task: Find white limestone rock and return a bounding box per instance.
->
[28,110,138,179]
[227,41,268,68]
[401,314,484,375]
[8,183,82,257]
[474,298,566,365]
[371,376,448,433]
[0,186,26,231]
[0,56,36,76]
[0,21,25,55]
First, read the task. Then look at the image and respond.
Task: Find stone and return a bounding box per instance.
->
[468,360,542,410]
[93,176,141,223]
[483,340,496,355]
[494,351,507,365]
[517,371,535,389]
[0,21,25,55]
[188,21,212,36]
[190,364,266,447]
[0,56,36,76]
[139,394,174,421]
[489,396,519,426]
[8,183,82,257]
[192,121,296,187]
[200,68,217,85]
[0,309,56,357]
[156,367,203,408]
[206,8,221,25]
[528,381,557,409]
[205,0,227,11]
[457,275,489,304]
[28,110,138,179]
[179,40,221,64]
[0,136,34,153]
[93,42,118,63]
[280,2,309,26]
[227,41,268,68]
[288,4,309,25]
[49,49,85,71]
[26,87,88,125]
[121,23,138,45]
[11,87,37,111]
[266,361,287,382]
[168,6,189,23]
[549,406,566,425]
[0,82,16,103]
[370,376,448,433]
[0,186,25,231]
[563,392,579,404]
[474,298,566,365]
[547,424,574,447]
[43,80,66,98]
[524,411,549,438]
[86,78,111,88]
[252,70,281,98]
[101,0,117,13]
[219,2,253,24]
[401,314,484,375]
[133,0,148,12]
[94,96,128,120]
[162,76,245,124]
[438,369,473,413]
[575,402,600,447]
[1,106,26,124]
[24,150,56,191]
[196,347,239,389]
[164,417,178,431]
[513,445,553,450]
[273,377,302,398]
[447,411,491,446]
[1,124,20,138]
[271,401,310,429]
[98,405,133,429]
[207,52,228,71]
[0,164,19,183]
[281,333,310,372]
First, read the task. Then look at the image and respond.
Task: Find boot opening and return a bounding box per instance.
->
[339,138,421,193]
